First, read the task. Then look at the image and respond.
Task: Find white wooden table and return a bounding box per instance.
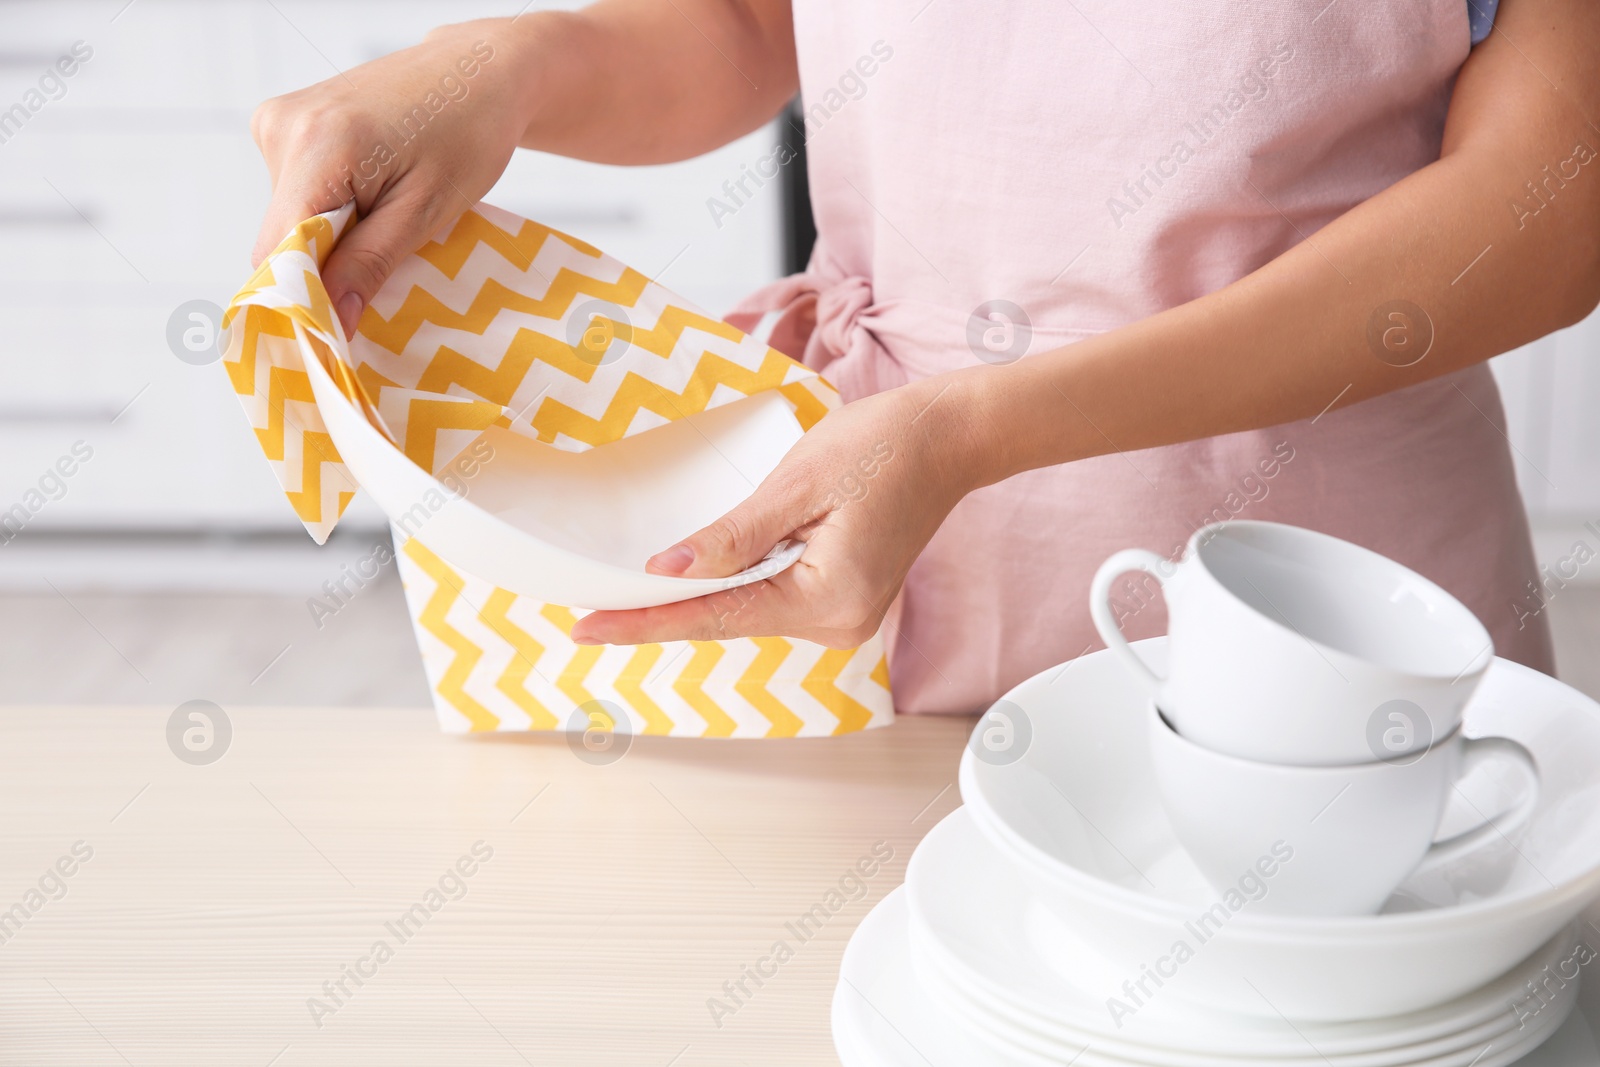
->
[0,706,972,1066]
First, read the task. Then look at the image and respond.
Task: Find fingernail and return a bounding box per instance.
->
[648,543,695,575]
[336,292,364,340]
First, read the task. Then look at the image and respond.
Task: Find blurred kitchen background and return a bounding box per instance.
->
[1,0,1597,709]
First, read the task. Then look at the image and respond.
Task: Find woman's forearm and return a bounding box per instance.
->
[950,0,1600,491]
[504,1,798,165]
[250,1,797,334]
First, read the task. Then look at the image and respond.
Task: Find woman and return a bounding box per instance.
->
[252,0,1600,714]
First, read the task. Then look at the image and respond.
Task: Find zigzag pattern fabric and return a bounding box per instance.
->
[222,201,894,737]
[395,535,891,736]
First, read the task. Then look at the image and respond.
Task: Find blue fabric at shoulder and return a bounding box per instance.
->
[1469,0,1499,44]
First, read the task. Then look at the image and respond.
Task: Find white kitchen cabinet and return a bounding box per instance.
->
[1491,307,1600,520]
[0,0,783,532]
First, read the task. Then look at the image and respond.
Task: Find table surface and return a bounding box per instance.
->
[0,706,973,1066]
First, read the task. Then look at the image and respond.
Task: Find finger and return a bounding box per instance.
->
[248,90,365,267]
[320,183,457,339]
[572,577,800,645]
[645,478,819,579]
[252,177,344,270]
[249,104,306,268]
[249,105,349,267]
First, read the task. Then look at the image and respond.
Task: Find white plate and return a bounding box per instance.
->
[834,888,1590,1067]
[907,807,1578,1065]
[936,979,1572,1067]
[834,887,1038,1067]
[959,639,1600,1020]
[301,326,805,610]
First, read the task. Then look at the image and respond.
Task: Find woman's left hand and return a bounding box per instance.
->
[570,375,987,648]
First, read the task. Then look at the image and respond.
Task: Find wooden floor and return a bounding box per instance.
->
[0,705,973,1066]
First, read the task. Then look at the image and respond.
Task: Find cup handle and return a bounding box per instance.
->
[1416,736,1540,872]
[1088,549,1169,698]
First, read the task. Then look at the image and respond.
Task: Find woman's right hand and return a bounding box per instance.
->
[249,19,537,338]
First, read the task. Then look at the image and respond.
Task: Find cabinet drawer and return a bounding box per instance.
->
[0,0,784,531]
[0,130,266,285]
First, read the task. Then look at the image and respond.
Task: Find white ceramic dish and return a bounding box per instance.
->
[906,807,1578,1065]
[833,887,1591,1067]
[959,639,1600,1020]
[935,975,1572,1067]
[918,952,1568,1067]
[835,889,1021,1067]
[300,325,805,610]
[1088,522,1495,766]
[1147,702,1539,916]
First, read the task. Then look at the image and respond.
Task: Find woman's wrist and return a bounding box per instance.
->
[927,349,1110,493]
[464,12,586,149]
[896,366,1038,498]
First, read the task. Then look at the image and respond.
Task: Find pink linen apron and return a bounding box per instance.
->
[728,0,1554,714]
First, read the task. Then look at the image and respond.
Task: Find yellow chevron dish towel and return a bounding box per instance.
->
[222,201,893,737]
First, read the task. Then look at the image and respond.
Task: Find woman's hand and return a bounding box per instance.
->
[250,20,538,338]
[570,375,990,648]
[249,2,797,341]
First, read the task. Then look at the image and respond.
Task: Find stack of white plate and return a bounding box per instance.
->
[833,640,1600,1066]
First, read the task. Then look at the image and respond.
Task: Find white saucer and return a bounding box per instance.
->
[959,640,1600,1020]
[834,887,1593,1067]
[906,807,1581,1066]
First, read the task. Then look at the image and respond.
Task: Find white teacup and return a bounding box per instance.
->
[1090,521,1494,766]
[1147,702,1540,915]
